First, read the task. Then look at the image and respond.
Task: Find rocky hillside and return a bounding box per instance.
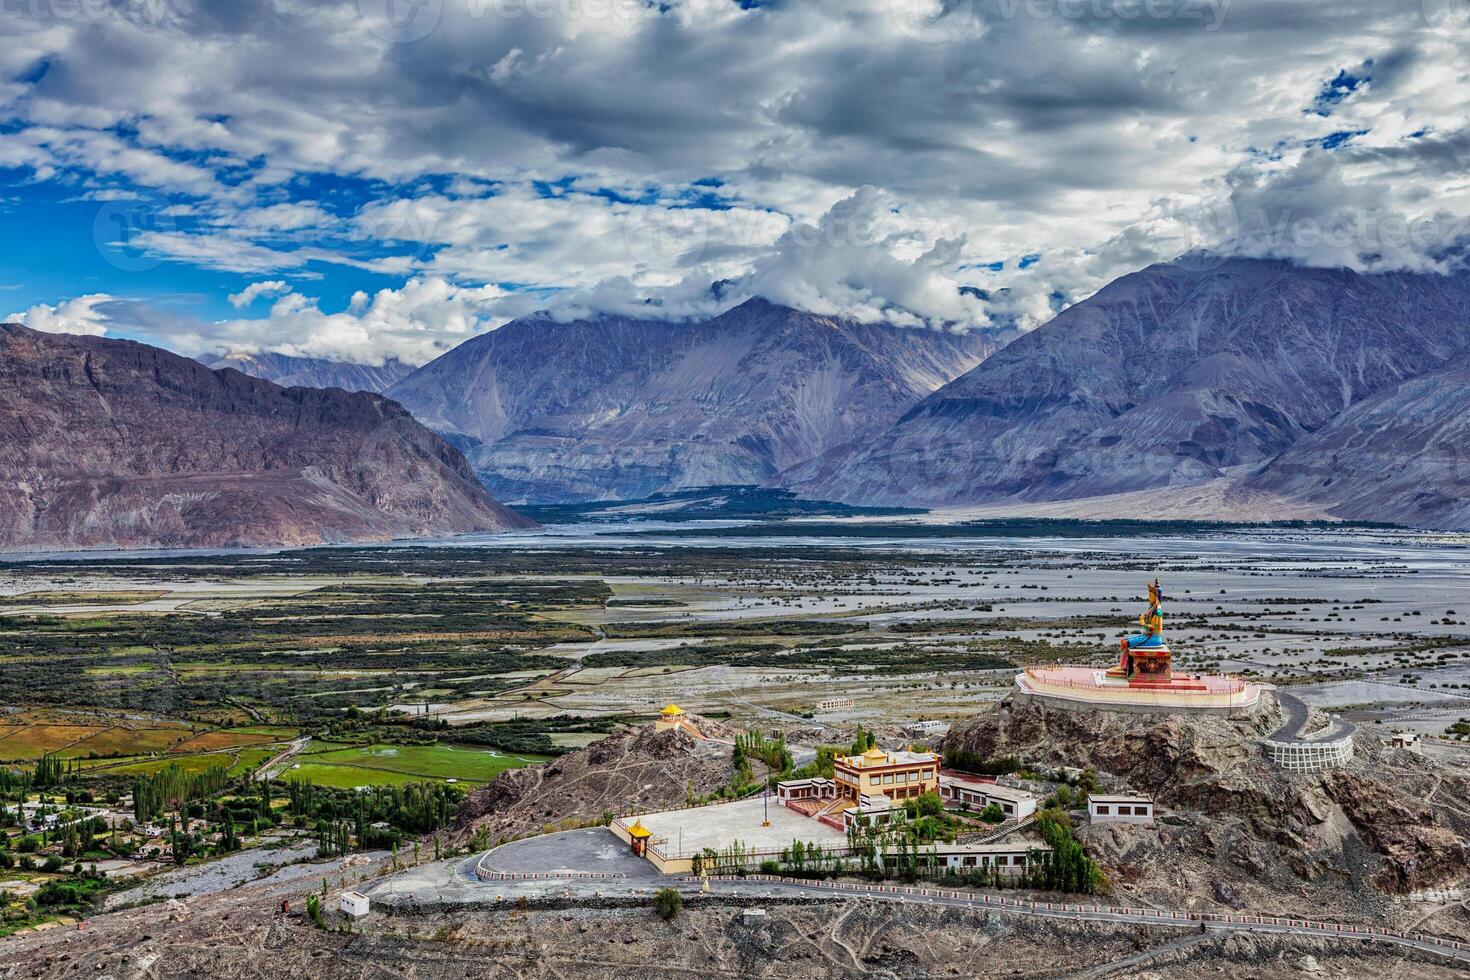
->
[802,259,1470,524]
[943,695,1470,901]
[453,722,734,843]
[202,351,413,393]
[1244,354,1470,529]
[10,867,1459,980]
[387,298,1008,502]
[0,324,531,551]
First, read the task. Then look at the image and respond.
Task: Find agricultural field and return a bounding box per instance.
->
[0,519,1468,779]
[283,743,549,788]
[0,724,105,760]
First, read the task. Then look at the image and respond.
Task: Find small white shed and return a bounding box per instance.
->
[340,891,370,918]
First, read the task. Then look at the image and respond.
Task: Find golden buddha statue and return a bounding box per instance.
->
[1108,577,1171,680]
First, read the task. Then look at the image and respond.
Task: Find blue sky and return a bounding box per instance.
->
[1,0,1465,364]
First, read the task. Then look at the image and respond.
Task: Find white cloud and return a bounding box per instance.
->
[0,0,1467,348]
[188,278,516,367]
[6,294,114,336]
[228,280,292,308]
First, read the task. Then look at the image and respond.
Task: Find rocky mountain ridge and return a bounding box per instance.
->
[453,722,733,843]
[801,258,1470,527]
[387,298,1009,503]
[0,324,530,551]
[1244,353,1470,528]
[201,350,413,393]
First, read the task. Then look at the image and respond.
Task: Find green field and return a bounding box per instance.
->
[281,762,445,789]
[87,745,279,778]
[282,742,547,788]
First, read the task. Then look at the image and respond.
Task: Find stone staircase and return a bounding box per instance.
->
[956,814,1036,845]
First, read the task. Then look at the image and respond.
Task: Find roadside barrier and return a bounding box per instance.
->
[474,848,628,882]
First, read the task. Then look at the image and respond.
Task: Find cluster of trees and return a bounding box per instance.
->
[847,728,878,755]
[690,840,756,875]
[774,839,845,878]
[283,779,463,857]
[28,755,81,789]
[733,730,793,775]
[131,764,230,823]
[1026,808,1105,894]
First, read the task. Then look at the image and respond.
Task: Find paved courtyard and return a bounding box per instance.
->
[637,796,847,857]
[481,828,659,878]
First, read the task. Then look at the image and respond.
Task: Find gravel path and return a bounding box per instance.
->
[105,842,389,909]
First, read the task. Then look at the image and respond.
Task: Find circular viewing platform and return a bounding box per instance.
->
[1016,666,1265,715]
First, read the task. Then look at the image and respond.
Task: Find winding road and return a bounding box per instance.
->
[364,828,1470,969]
[1270,691,1357,743]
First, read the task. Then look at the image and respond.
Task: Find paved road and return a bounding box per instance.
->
[1270,692,1356,743]
[255,736,311,781]
[362,829,1470,968]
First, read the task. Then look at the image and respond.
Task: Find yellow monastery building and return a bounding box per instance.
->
[833,746,940,803]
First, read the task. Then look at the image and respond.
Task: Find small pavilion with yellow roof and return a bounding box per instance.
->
[654,704,686,732]
[626,817,653,857]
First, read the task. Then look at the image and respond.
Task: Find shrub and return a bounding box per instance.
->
[34,881,89,908]
[653,887,681,921]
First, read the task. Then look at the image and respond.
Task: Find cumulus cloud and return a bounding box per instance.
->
[0,0,1466,357]
[6,295,114,336]
[228,280,292,308]
[195,278,514,367]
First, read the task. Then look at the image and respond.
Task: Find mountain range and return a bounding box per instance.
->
[5,256,1466,548]
[386,298,1008,503]
[201,351,412,393]
[372,260,1468,527]
[0,324,530,552]
[797,259,1470,527]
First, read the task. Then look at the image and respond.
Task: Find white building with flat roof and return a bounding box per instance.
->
[1088,794,1154,825]
[889,841,1048,876]
[815,697,854,712]
[339,892,370,918]
[939,774,1038,822]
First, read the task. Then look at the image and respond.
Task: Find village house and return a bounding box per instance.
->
[938,773,1038,821]
[1087,794,1155,825]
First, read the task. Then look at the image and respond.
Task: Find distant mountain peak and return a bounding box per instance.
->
[200,350,413,393]
[387,301,1012,504]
